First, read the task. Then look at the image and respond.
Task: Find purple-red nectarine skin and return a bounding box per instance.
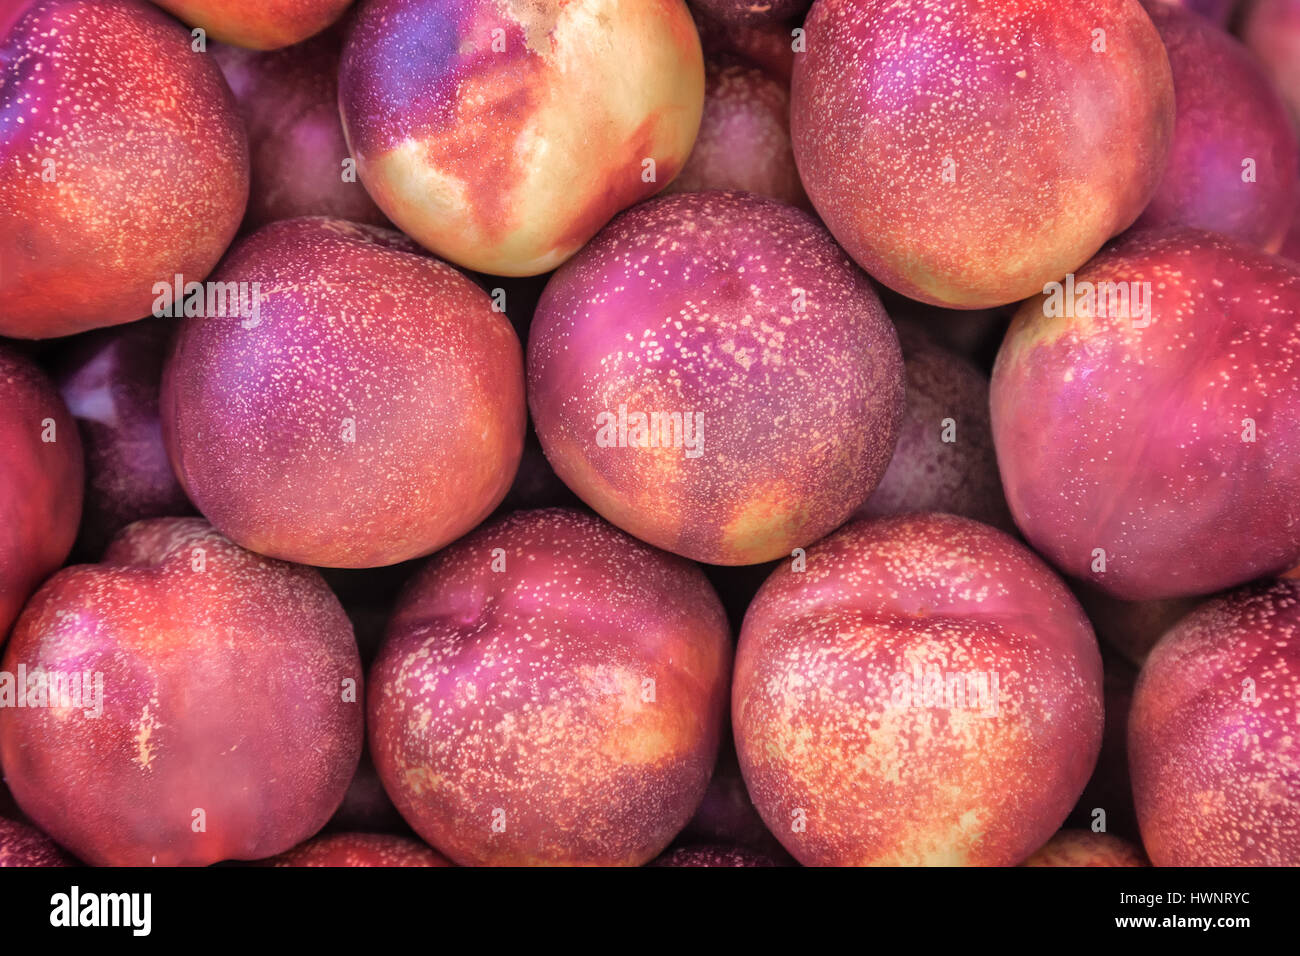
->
[528,191,904,566]
[1134,2,1299,251]
[1074,583,1203,667]
[1242,0,1300,125]
[212,28,387,231]
[0,518,363,867]
[992,228,1300,601]
[0,0,248,339]
[733,514,1103,866]
[149,0,354,50]
[791,0,1174,309]
[648,844,781,867]
[267,833,451,867]
[54,319,194,559]
[1022,830,1147,867]
[691,0,810,26]
[1151,0,1236,23]
[162,217,526,568]
[1285,210,1300,264]
[0,817,75,867]
[692,7,796,81]
[0,345,83,641]
[369,508,732,866]
[855,323,1012,530]
[664,59,808,208]
[1130,579,1300,866]
[338,0,704,276]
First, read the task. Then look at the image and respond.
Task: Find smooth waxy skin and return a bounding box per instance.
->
[149,0,353,50]
[1134,2,1299,250]
[665,59,807,208]
[0,818,76,867]
[369,509,732,866]
[0,518,363,867]
[0,346,83,640]
[791,0,1174,308]
[855,323,1011,530]
[1242,0,1300,125]
[267,833,452,867]
[529,192,904,565]
[992,229,1300,601]
[0,0,248,338]
[1130,579,1300,866]
[1022,830,1147,867]
[212,29,387,230]
[162,217,526,568]
[733,514,1103,866]
[1151,0,1236,22]
[339,0,704,276]
[1285,209,1300,263]
[54,319,193,558]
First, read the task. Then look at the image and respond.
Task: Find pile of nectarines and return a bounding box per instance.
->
[1,0,1296,869]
